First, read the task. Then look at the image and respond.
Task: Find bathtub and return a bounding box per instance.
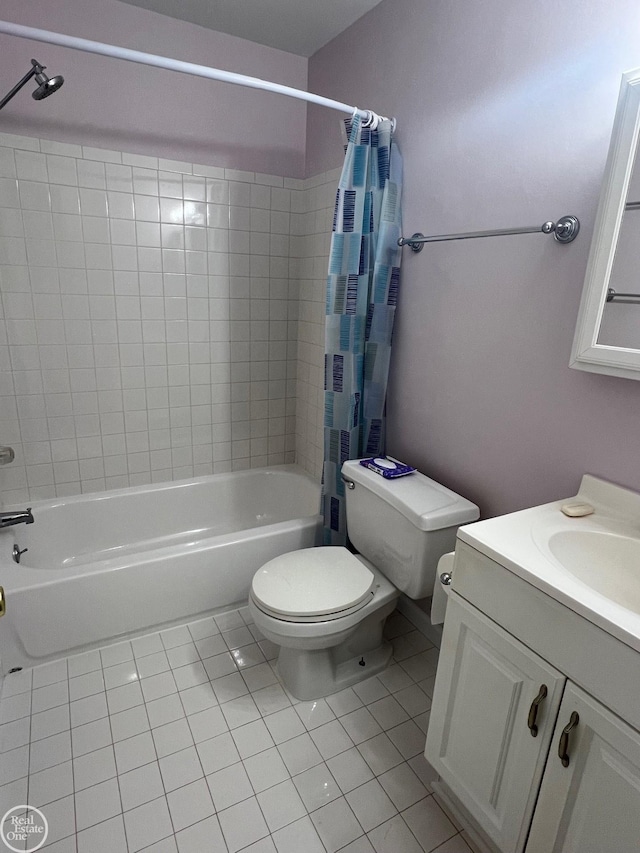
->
[0,465,321,672]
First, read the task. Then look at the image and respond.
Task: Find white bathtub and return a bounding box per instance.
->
[0,465,321,672]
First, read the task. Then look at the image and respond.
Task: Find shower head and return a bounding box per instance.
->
[0,58,64,111]
[32,66,64,100]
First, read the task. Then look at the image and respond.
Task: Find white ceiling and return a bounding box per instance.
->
[118,0,385,57]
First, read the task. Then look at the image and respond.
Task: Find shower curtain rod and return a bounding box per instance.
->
[0,20,394,128]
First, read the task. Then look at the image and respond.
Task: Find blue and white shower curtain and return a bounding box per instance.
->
[322,115,403,545]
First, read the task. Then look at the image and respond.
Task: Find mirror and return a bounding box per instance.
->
[571,67,640,380]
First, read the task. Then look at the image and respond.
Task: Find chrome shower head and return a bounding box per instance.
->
[32,66,64,100]
[0,58,64,111]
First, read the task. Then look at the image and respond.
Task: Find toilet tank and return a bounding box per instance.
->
[342,459,479,599]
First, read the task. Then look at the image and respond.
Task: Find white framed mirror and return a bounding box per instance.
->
[571,67,640,380]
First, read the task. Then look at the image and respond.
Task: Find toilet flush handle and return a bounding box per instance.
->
[341,475,355,490]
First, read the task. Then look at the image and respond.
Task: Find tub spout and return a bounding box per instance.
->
[0,508,34,528]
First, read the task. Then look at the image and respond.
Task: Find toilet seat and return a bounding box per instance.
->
[251,547,375,623]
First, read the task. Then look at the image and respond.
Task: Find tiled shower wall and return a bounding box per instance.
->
[0,130,341,503]
[0,132,303,503]
[292,169,341,482]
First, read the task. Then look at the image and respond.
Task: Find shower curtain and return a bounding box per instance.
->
[322,114,403,545]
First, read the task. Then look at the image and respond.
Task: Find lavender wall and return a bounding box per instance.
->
[0,0,307,177]
[308,0,640,517]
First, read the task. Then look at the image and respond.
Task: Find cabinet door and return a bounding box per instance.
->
[425,594,565,853]
[526,681,640,853]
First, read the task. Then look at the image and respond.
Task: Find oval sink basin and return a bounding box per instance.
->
[548,530,640,614]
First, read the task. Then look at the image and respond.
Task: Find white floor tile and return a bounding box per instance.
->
[141,671,178,703]
[407,755,439,792]
[392,631,433,661]
[357,733,404,776]
[309,719,354,760]
[0,717,30,753]
[100,641,134,668]
[346,779,397,832]
[251,684,290,716]
[231,718,274,758]
[114,731,157,774]
[30,704,70,742]
[70,693,108,727]
[159,745,203,792]
[378,762,428,810]
[30,731,72,772]
[327,747,375,794]
[399,649,440,683]
[217,796,270,853]
[0,778,27,817]
[263,707,305,744]
[402,796,458,853]
[204,651,238,680]
[242,662,278,692]
[368,814,423,853]
[310,796,363,853]
[394,684,432,718]
[196,635,228,661]
[75,776,122,831]
[173,661,208,691]
[124,796,174,852]
[32,680,69,712]
[187,705,228,743]
[341,837,376,853]
[68,670,104,702]
[221,694,261,729]
[136,650,171,679]
[140,838,178,853]
[215,610,244,632]
[326,687,364,718]
[377,665,414,694]
[211,672,249,704]
[131,632,164,659]
[258,778,306,831]
[73,744,117,790]
[179,682,218,715]
[175,814,227,853]
[32,659,67,689]
[243,746,290,793]
[119,761,165,811]
[187,616,220,641]
[167,777,215,832]
[146,693,185,728]
[272,815,326,853]
[386,719,426,759]
[70,717,111,758]
[167,642,199,669]
[103,660,140,690]
[277,732,323,775]
[106,682,144,714]
[197,731,241,775]
[231,643,266,670]
[353,677,390,705]
[368,696,410,731]
[207,761,254,810]
[340,708,383,745]
[78,813,127,853]
[295,698,335,730]
[110,704,150,743]
[38,794,75,847]
[223,626,254,650]
[243,835,278,853]
[293,762,341,811]
[67,650,101,679]
[0,692,31,724]
[152,718,194,758]
[28,760,74,806]
[161,625,193,650]
[432,834,475,853]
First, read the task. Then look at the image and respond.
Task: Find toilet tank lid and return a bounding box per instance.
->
[342,459,479,531]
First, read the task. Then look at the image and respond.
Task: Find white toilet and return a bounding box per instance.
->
[249,459,479,699]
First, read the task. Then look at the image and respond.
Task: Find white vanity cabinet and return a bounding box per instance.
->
[426,539,640,853]
[426,594,566,853]
[527,682,640,853]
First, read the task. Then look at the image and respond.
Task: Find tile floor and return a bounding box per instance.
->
[0,607,475,853]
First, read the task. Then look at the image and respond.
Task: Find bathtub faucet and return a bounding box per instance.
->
[0,508,34,529]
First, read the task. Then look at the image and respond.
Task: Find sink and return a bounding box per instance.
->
[548,530,640,615]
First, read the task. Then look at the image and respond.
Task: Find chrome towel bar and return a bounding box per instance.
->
[398,215,580,252]
[607,288,640,304]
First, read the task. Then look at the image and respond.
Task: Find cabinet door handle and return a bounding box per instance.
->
[558,711,579,767]
[527,684,548,737]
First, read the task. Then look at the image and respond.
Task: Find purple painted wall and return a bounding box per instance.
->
[308,0,640,517]
[0,0,307,176]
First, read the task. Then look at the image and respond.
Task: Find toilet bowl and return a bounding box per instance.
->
[250,459,479,700]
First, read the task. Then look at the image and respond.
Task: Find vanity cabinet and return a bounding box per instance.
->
[426,575,640,853]
[426,594,566,853]
[526,682,640,853]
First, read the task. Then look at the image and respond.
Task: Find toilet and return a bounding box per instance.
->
[249,459,479,699]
